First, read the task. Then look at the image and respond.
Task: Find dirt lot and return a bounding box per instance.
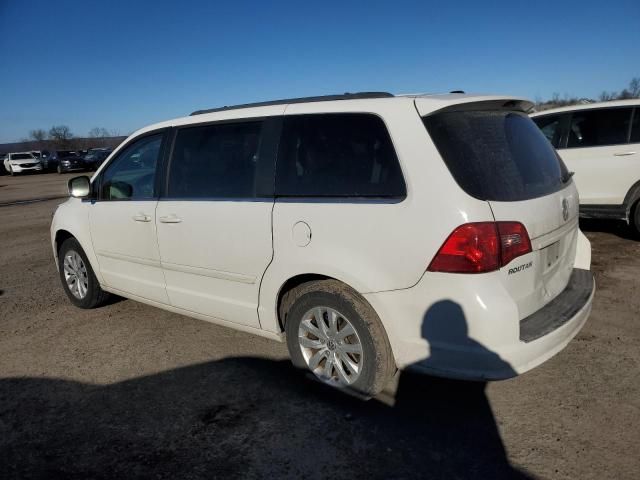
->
[0,171,79,205]
[1,173,639,479]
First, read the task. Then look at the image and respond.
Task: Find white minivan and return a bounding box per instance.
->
[531,100,640,233]
[51,92,594,396]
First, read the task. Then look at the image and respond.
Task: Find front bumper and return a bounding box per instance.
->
[364,268,595,380]
[11,164,43,173]
[59,163,85,172]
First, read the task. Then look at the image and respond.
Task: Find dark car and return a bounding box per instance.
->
[82,148,112,170]
[44,150,87,174]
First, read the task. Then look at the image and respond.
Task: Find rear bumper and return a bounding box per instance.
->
[364,268,595,381]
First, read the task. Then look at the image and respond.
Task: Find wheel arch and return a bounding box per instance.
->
[276,273,333,332]
[273,273,393,351]
[54,229,75,259]
[623,180,640,222]
[51,214,104,285]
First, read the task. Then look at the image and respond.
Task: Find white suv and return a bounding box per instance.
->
[531,100,640,233]
[4,151,43,175]
[51,92,594,396]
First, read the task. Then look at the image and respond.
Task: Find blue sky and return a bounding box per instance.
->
[1,0,638,143]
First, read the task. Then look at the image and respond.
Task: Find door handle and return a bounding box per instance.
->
[614,151,637,156]
[132,213,151,222]
[159,215,182,224]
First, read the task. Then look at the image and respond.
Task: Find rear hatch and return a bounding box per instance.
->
[419,99,579,319]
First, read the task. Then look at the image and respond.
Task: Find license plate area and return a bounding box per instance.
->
[542,240,561,272]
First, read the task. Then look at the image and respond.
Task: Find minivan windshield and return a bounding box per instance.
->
[423,110,570,202]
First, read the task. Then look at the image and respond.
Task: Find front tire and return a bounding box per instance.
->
[58,238,110,308]
[10,166,15,176]
[284,280,395,397]
[57,165,63,174]
[631,199,640,238]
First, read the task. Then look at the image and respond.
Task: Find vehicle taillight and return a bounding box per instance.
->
[427,222,531,274]
[497,221,532,266]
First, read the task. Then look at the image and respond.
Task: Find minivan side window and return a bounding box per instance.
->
[567,108,632,148]
[275,113,406,197]
[532,114,563,148]
[100,133,163,200]
[167,121,263,199]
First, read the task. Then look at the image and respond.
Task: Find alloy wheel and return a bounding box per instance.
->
[63,250,89,299]
[298,306,363,387]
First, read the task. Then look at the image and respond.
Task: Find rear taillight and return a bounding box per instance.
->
[497,222,532,266]
[427,222,531,274]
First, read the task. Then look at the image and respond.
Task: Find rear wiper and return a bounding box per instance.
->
[562,171,575,184]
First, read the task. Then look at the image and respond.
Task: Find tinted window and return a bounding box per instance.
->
[567,108,632,148]
[168,122,262,198]
[275,114,405,197]
[423,110,570,202]
[100,134,162,200]
[532,114,563,148]
[631,109,640,143]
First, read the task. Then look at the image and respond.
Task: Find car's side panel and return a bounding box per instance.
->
[51,198,104,284]
[258,99,496,334]
[558,143,640,205]
[89,200,168,304]
[156,200,274,329]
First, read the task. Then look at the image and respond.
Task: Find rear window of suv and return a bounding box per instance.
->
[423,110,569,202]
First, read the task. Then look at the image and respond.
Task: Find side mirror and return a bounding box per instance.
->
[68,176,91,198]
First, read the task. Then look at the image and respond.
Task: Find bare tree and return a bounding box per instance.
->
[619,89,633,100]
[629,77,640,98]
[48,125,74,148]
[29,129,47,142]
[599,91,616,101]
[88,127,111,138]
[27,129,48,150]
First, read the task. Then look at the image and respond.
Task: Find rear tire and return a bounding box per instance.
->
[58,238,110,308]
[283,280,395,397]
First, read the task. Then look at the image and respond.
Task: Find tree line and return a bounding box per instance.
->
[535,77,640,111]
[5,77,639,153]
[24,126,124,150]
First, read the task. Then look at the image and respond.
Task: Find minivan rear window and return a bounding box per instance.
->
[423,110,570,202]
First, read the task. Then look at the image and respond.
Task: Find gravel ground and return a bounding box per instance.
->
[0,174,639,479]
[0,171,78,205]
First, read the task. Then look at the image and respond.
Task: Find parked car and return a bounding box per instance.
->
[4,151,43,175]
[44,150,87,173]
[531,100,640,234]
[52,92,594,397]
[82,148,112,170]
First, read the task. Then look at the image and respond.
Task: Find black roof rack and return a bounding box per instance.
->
[190,92,394,116]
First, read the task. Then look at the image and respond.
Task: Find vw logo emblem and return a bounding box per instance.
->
[562,198,570,222]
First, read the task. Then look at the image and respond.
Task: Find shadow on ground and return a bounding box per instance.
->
[579,218,637,240]
[0,357,531,479]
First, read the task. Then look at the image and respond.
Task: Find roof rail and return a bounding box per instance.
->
[190,92,394,116]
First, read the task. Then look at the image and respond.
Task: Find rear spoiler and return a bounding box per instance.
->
[416,97,535,117]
